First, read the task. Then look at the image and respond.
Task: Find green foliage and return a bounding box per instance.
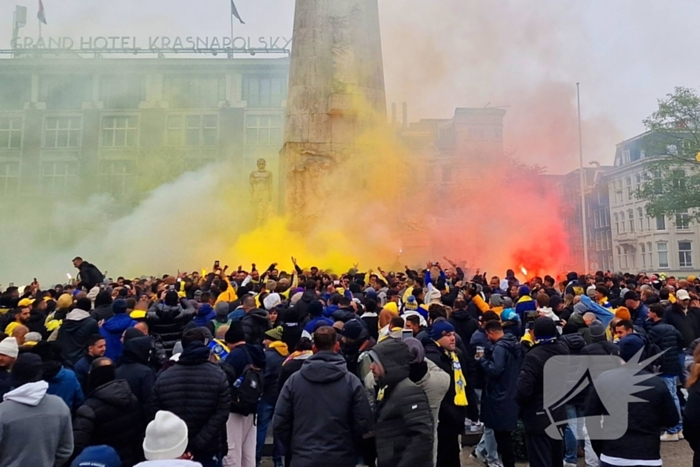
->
[636,87,700,223]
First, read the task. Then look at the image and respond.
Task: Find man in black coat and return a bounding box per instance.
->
[57,298,100,367]
[479,320,523,467]
[115,335,156,413]
[370,337,433,467]
[146,291,195,356]
[273,326,372,467]
[646,304,684,440]
[449,298,479,351]
[73,257,104,291]
[580,320,620,357]
[423,320,469,467]
[664,289,700,348]
[151,328,231,467]
[516,317,569,467]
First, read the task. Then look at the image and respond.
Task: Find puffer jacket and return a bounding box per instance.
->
[241,308,271,345]
[100,314,137,361]
[449,309,479,351]
[147,301,195,354]
[646,319,684,376]
[72,379,143,466]
[151,341,230,457]
[116,336,156,412]
[373,339,433,467]
[560,332,586,355]
[479,334,523,432]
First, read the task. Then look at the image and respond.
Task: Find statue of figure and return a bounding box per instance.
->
[250,158,273,226]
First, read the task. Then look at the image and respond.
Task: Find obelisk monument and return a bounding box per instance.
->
[282,0,387,229]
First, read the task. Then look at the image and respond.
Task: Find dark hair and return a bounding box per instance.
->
[615,319,634,331]
[295,337,313,352]
[390,316,405,328]
[406,315,420,326]
[481,310,500,323]
[182,328,207,347]
[313,326,337,351]
[428,304,447,322]
[75,298,92,312]
[536,293,550,308]
[331,295,342,306]
[649,303,665,319]
[387,289,399,299]
[125,298,136,310]
[87,334,105,347]
[90,356,113,371]
[595,285,610,298]
[305,280,317,291]
[72,256,83,262]
[453,299,467,310]
[200,292,212,303]
[339,297,351,307]
[484,320,503,333]
[365,299,377,313]
[659,289,670,300]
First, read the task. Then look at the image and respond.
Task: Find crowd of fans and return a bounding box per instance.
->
[1,256,700,467]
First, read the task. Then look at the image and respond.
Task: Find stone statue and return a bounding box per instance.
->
[250,158,273,226]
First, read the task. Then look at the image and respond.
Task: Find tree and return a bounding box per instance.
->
[636,87,700,223]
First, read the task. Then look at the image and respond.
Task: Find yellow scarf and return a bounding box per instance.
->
[436,341,467,406]
[269,340,289,357]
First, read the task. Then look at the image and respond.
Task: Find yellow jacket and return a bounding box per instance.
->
[215,275,238,304]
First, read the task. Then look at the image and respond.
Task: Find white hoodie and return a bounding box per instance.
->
[3,380,48,405]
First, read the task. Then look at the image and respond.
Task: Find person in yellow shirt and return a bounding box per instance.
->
[4,306,31,336]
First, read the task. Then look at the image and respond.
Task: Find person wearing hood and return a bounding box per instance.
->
[0,336,19,398]
[240,307,272,345]
[74,334,107,391]
[277,337,314,391]
[360,299,380,341]
[256,326,288,467]
[303,301,334,334]
[193,302,217,329]
[369,338,434,467]
[449,298,479,349]
[151,328,231,467]
[515,285,537,331]
[221,322,266,467]
[500,297,522,338]
[0,353,74,467]
[564,272,586,297]
[206,302,231,336]
[147,291,196,356]
[292,280,319,323]
[340,319,375,377]
[403,337,450,466]
[478,320,523,467]
[135,411,203,467]
[581,320,620,356]
[116,335,156,413]
[281,307,303,353]
[516,317,569,467]
[273,326,373,467]
[72,357,143,466]
[58,297,101,367]
[100,299,137,362]
[34,340,85,412]
[91,291,114,322]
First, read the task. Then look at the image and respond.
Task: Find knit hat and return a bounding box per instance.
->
[308,301,324,317]
[429,320,455,341]
[0,337,19,359]
[614,307,631,320]
[112,299,127,315]
[567,272,578,283]
[57,293,73,309]
[618,334,645,362]
[265,326,284,341]
[403,337,425,364]
[533,317,558,341]
[263,293,282,310]
[502,297,514,308]
[76,298,92,311]
[123,328,145,342]
[586,285,597,298]
[489,293,504,307]
[518,285,531,297]
[194,289,203,301]
[143,411,189,460]
[405,295,418,311]
[215,302,230,316]
[70,445,121,467]
[589,320,606,342]
[24,332,42,344]
[340,319,364,340]
[225,321,245,344]
[164,291,179,306]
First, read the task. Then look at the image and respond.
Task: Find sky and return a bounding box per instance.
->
[2,0,700,173]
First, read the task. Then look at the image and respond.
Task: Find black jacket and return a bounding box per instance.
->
[116,336,156,412]
[341,333,375,378]
[241,309,271,345]
[26,309,49,339]
[646,319,684,376]
[587,370,679,462]
[516,340,569,433]
[261,345,287,405]
[292,290,319,323]
[684,380,700,445]
[273,351,373,467]
[91,304,114,322]
[664,303,700,348]
[449,309,479,351]
[147,301,195,354]
[560,332,586,355]
[423,338,467,430]
[72,379,143,466]
[373,339,433,467]
[580,340,620,357]
[78,262,104,290]
[57,310,100,367]
[479,334,523,431]
[151,341,231,456]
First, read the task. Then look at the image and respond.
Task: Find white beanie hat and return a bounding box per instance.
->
[263,293,281,310]
[143,410,189,460]
[0,337,19,359]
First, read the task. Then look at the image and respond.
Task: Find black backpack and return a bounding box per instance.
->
[229,348,264,416]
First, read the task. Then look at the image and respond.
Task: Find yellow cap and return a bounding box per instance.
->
[18,298,35,307]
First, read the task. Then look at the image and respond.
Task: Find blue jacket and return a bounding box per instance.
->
[47,366,84,412]
[73,355,95,390]
[228,308,246,322]
[303,316,335,334]
[193,304,216,327]
[100,313,137,361]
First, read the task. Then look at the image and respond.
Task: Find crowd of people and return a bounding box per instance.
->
[1,256,700,467]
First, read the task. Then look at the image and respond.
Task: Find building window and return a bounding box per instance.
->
[676,210,690,230]
[101,116,138,147]
[242,75,288,108]
[0,117,22,149]
[637,208,644,231]
[99,75,145,109]
[44,117,81,148]
[245,114,282,146]
[604,208,610,227]
[593,209,600,229]
[656,215,666,231]
[622,246,629,269]
[623,149,631,164]
[166,114,218,147]
[41,161,78,196]
[614,213,620,234]
[657,242,669,269]
[595,232,602,251]
[679,241,693,268]
[626,177,633,199]
[0,76,30,110]
[40,75,92,110]
[606,231,612,251]
[635,173,642,192]
[615,190,623,204]
[98,161,133,197]
[616,246,622,269]
[0,161,20,196]
[641,244,646,268]
[164,75,225,109]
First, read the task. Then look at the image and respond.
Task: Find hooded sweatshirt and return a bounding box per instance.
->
[193,304,216,328]
[57,308,100,367]
[100,313,137,361]
[0,381,74,467]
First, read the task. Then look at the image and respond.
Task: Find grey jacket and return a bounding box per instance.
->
[0,381,74,467]
[415,359,450,466]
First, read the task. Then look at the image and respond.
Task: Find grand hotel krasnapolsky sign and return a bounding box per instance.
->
[12,36,292,50]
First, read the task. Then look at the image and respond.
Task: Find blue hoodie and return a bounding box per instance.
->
[47,366,84,412]
[193,304,216,327]
[100,313,137,361]
[303,316,335,334]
